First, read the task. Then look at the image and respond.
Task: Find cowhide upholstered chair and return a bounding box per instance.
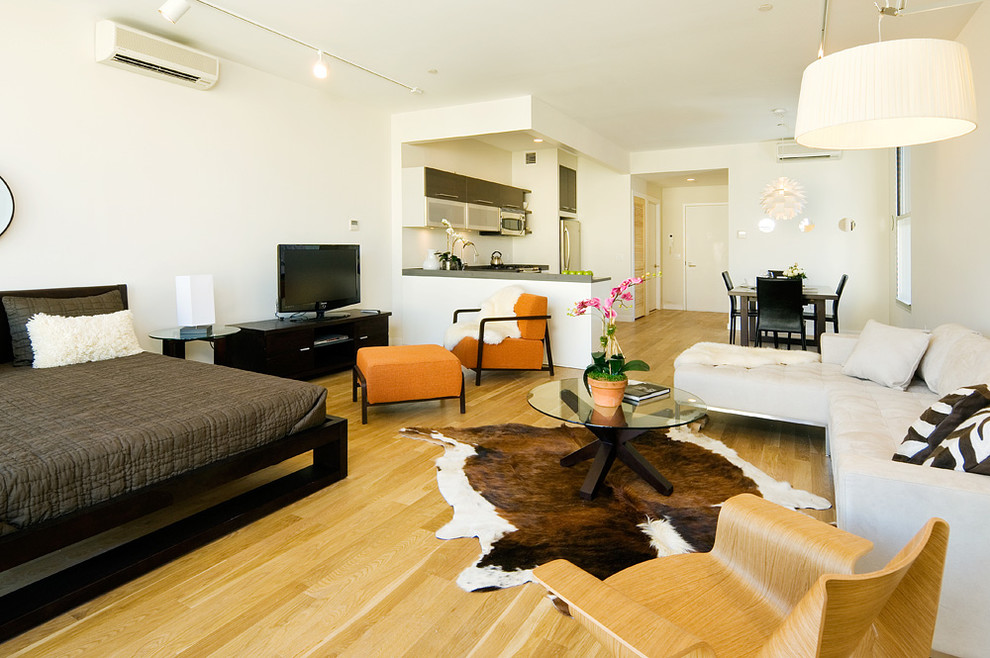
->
[533,493,948,657]
[448,292,554,386]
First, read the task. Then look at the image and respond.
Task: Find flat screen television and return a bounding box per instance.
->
[277,244,360,319]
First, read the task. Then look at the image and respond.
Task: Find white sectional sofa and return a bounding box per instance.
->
[673,325,990,658]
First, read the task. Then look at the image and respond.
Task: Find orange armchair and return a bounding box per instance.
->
[450,293,554,386]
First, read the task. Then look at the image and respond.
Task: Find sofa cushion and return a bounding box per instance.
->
[935,332,990,397]
[841,320,931,390]
[826,375,936,463]
[894,385,990,464]
[918,324,980,394]
[674,361,834,426]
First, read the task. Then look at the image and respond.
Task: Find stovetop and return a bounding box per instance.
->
[468,263,548,271]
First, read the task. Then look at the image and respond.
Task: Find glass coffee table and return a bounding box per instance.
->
[527,378,707,500]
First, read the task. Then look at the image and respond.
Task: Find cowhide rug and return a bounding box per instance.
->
[401,423,830,592]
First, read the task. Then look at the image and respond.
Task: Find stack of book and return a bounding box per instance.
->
[623,381,670,404]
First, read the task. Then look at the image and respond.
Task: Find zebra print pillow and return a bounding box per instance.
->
[925,409,990,474]
[894,384,990,465]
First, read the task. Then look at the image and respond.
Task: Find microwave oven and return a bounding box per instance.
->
[500,209,526,236]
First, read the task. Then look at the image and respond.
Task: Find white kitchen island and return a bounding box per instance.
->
[398,268,613,369]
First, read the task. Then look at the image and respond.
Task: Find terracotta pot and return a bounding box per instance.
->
[587,377,628,408]
[589,405,627,427]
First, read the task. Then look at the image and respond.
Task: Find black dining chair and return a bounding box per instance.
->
[722,271,756,345]
[756,276,806,350]
[804,274,848,334]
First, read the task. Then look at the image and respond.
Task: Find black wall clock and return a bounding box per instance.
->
[0,175,12,238]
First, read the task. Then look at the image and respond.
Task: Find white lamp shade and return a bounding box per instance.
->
[795,38,977,150]
[176,274,215,327]
[159,0,191,24]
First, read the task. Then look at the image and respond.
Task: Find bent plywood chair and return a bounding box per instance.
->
[450,293,554,386]
[533,493,948,658]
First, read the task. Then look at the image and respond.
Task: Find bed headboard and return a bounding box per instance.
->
[0,284,128,364]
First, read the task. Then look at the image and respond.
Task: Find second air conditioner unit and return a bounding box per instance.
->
[95,20,219,90]
[776,139,842,162]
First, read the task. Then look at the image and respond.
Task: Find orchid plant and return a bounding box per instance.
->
[570,274,657,384]
[440,218,476,268]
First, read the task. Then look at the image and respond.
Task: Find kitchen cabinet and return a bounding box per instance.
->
[403,166,528,231]
[559,165,577,214]
[466,203,500,231]
[499,186,526,210]
[425,167,466,201]
[404,169,466,227]
[465,177,500,206]
[427,198,466,228]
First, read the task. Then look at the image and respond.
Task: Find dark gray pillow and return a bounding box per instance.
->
[2,290,124,366]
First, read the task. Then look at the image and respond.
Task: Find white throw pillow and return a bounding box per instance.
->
[918,323,980,394]
[26,310,143,368]
[842,320,931,390]
[935,332,990,397]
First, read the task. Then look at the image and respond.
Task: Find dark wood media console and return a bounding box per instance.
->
[227,310,390,379]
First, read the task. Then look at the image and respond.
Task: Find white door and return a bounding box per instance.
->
[684,203,729,312]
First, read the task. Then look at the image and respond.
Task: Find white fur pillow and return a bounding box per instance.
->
[842,320,930,390]
[26,310,144,368]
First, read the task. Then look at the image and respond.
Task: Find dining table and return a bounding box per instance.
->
[728,284,838,348]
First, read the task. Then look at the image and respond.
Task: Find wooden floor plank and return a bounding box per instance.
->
[1,309,836,656]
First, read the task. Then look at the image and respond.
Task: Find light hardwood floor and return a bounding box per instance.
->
[2,310,832,657]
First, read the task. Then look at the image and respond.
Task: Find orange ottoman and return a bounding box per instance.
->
[353,344,465,424]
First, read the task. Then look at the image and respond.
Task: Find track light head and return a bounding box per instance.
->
[313,50,328,79]
[159,0,191,24]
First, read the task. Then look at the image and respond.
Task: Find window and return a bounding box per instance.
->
[895,147,912,306]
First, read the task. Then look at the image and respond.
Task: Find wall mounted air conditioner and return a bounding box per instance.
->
[776,139,841,162]
[95,20,219,90]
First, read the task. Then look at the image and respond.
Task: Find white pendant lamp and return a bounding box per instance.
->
[795,38,977,150]
[760,177,806,221]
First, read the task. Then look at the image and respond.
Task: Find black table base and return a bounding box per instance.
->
[561,427,674,500]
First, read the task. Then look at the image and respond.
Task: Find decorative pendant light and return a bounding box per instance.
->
[795,1,977,150]
[760,177,806,221]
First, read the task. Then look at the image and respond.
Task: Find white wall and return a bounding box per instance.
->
[898,3,990,334]
[401,140,512,183]
[0,2,390,361]
[631,142,890,332]
[511,147,560,269]
[659,185,729,310]
[579,157,633,285]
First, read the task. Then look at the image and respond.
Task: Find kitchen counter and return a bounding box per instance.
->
[402,268,611,284]
[398,269,614,368]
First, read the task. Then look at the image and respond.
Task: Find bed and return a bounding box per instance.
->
[0,284,347,640]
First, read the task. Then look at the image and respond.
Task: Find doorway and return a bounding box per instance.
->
[683,203,728,312]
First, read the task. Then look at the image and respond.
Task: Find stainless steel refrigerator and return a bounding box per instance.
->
[559,218,582,271]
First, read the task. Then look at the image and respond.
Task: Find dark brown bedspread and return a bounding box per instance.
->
[0,352,327,535]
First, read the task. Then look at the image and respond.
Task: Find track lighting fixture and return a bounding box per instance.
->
[158,0,191,24]
[313,50,328,79]
[156,0,421,93]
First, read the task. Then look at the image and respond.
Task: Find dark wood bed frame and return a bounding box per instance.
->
[0,285,347,640]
